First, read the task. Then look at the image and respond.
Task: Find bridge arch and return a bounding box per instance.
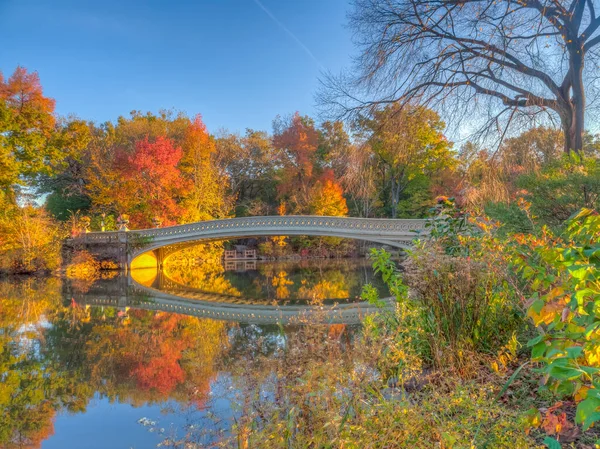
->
[83,215,428,270]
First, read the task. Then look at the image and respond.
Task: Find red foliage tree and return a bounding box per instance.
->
[116,136,189,227]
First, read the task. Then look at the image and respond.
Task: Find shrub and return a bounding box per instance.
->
[485,201,535,235]
[65,250,100,281]
[404,243,522,372]
[0,205,64,274]
[365,199,524,375]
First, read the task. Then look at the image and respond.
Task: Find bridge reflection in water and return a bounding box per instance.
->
[68,267,393,326]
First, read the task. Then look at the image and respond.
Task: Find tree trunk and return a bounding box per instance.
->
[390,176,398,218]
[565,49,586,155]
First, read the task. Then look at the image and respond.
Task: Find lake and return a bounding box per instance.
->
[0,258,388,448]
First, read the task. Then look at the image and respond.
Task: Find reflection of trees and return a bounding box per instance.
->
[159,321,360,447]
[0,277,231,448]
[255,260,364,302]
[47,307,230,408]
[81,310,228,406]
[0,278,70,448]
[271,271,293,300]
[165,244,241,297]
[298,271,350,302]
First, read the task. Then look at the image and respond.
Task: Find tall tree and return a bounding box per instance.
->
[324,0,600,154]
[309,172,349,217]
[359,105,455,217]
[87,136,188,227]
[37,119,94,220]
[179,115,230,222]
[215,129,278,215]
[500,127,563,174]
[273,113,321,212]
[0,67,57,201]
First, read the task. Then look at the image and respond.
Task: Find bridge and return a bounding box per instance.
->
[78,215,427,270]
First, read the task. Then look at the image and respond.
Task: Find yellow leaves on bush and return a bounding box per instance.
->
[66,250,100,280]
[584,346,600,367]
[528,299,566,326]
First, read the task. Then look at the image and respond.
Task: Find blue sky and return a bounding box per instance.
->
[0,0,354,133]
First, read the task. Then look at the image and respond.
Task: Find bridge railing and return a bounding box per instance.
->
[85,215,428,239]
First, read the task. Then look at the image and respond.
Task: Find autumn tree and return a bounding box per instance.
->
[500,127,564,175]
[87,136,188,227]
[215,129,278,216]
[82,111,230,228]
[273,113,321,213]
[0,67,57,202]
[358,105,456,217]
[317,121,351,174]
[322,0,600,154]
[37,119,94,220]
[309,172,349,217]
[179,115,230,222]
[0,206,64,274]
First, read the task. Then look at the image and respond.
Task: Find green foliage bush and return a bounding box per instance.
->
[485,201,535,235]
[513,208,600,431]
[404,244,522,371]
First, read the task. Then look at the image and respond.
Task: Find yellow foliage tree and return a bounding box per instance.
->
[309,178,348,217]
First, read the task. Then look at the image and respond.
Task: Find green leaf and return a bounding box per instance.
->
[584,412,600,431]
[531,299,545,314]
[566,346,584,359]
[576,288,600,305]
[569,265,592,280]
[548,365,583,381]
[580,366,600,377]
[583,247,600,258]
[585,321,600,338]
[576,396,600,430]
[527,335,544,347]
[543,436,561,449]
[531,341,547,359]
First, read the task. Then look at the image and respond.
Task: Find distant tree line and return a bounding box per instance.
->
[1,65,600,272]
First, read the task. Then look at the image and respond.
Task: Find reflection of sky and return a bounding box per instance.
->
[43,384,238,449]
[15,317,50,356]
[39,326,278,448]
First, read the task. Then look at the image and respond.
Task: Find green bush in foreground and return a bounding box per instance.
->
[513,208,600,434]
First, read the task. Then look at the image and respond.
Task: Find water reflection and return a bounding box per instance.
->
[162,258,387,303]
[0,259,388,448]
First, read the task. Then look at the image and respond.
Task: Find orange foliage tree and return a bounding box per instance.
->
[273,112,321,213]
[179,115,229,222]
[309,171,348,217]
[0,66,56,200]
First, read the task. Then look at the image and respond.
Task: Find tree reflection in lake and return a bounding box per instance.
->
[164,258,384,304]
[0,258,387,448]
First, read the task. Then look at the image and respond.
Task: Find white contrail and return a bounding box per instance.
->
[252,0,325,71]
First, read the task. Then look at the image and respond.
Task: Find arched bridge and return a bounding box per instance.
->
[80,215,427,270]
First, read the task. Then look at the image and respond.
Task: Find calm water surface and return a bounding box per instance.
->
[0,258,387,448]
